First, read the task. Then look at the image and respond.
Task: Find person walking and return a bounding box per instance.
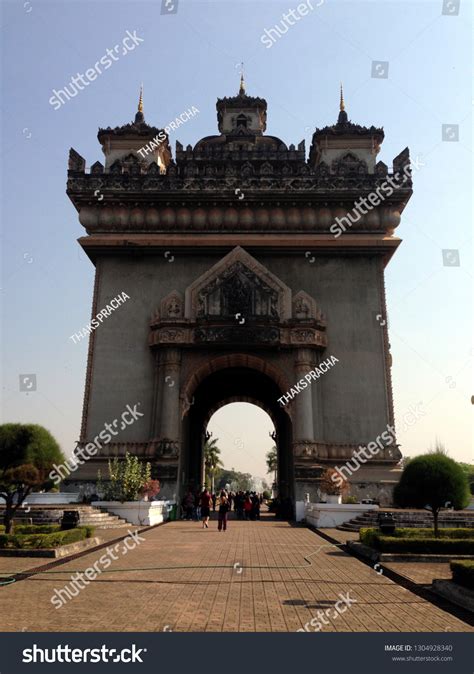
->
[211,492,217,512]
[217,491,230,532]
[200,488,212,529]
[251,492,260,520]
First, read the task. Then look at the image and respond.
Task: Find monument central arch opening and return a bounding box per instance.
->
[206,402,276,495]
[180,362,294,502]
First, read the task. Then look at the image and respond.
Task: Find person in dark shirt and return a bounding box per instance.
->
[252,493,260,520]
[211,492,217,512]
[218,491,230,531]
[183,490,194,520]
[235,491,244,519]
[200,489,212,529]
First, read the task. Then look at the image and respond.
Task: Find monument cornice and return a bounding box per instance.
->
[78,234,401,265]
[148,320,328,350]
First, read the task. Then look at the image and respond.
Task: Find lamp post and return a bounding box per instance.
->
[269,430,278,497]
[203,431,213,489]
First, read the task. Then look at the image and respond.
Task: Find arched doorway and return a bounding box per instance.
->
[179,365,293,507]
[205,403,275,496]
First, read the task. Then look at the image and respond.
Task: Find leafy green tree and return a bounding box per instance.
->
[0,424,64,533]
[394,453,470,536]
[216,469,253,492]
[204,438,223,492]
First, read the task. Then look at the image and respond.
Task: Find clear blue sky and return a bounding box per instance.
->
[1,0,472,479]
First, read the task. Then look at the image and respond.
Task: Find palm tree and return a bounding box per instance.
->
[204,438,223,493]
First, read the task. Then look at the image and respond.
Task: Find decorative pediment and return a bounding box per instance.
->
[149,251,327,349]
[90,161,104,174]
[185,247,291,320]
[331,152,368,176]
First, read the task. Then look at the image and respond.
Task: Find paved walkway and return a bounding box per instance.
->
[0,516,472,632]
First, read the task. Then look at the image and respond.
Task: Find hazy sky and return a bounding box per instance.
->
[1,0,472,479]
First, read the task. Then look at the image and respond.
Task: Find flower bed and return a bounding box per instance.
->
[450,560,474,590]
[0,524,94,549]
[359,527,474,554]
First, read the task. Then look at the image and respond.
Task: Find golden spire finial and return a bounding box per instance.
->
[138,84,143,113]
[238,62,245,95]
[339,83,345,112]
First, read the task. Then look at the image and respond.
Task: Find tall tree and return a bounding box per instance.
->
[266,446,278,485]
[0,424,64,533]
[204,438,223,493]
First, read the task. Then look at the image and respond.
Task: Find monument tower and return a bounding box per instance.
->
[66,81,412,506]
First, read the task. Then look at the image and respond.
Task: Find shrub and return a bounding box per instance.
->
[343,495,358,504]
[391,528,474,539]
[0,524,60,535]
[0,424,65,533]
[0,526,93,549]
[359,528,378,548]
[140,479,160,501]
[394,453,470,536]
[319,468,349,496]
[98,453,152,502]
[450,560,474,590]
[359,527,474,554]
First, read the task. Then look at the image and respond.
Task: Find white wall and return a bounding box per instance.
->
[303,502,379,528]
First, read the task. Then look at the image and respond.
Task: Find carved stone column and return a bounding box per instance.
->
[293,348,314,441]
[159,348,182,441]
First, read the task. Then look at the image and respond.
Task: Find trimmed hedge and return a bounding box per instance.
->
[0,524,60,535]
[381,528,473,539]
[0,526,94,549]
[450,561,474,590]
[359,528,474,554]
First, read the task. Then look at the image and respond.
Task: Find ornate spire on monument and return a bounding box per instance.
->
[239,66,245,96]
[337,83,348,124]
[135,84,144,123]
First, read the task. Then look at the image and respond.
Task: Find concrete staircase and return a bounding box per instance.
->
[336,509,474,532]
[1,505,130,529]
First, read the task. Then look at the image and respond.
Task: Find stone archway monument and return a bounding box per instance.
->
[66,80,412,506]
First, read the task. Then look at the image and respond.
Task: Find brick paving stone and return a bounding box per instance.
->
[0,515,472,632]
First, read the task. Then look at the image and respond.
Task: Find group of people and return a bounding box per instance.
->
[181,488,265,531]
